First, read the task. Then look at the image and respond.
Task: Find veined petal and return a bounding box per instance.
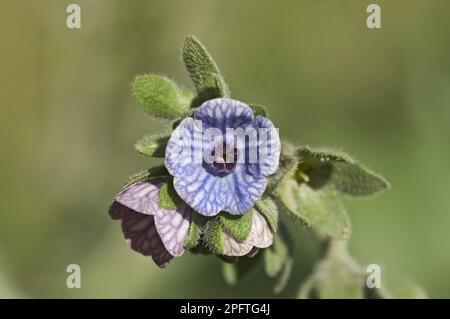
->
[222,230,255,257]
[165,117,203,176]
[194,98,254,132]
[109,179,194,265]
[173,166,224,216]
[221,210,273,257]
[221,165,267,215]
[113,181,161,215]
[251,210,273,248]
[154,204,192,256]
[173,164,266,216]
[253,116,281,176]
[120,208,173,268]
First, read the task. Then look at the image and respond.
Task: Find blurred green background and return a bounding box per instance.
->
[1,0,449,298]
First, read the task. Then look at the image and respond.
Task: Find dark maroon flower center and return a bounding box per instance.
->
[211,142,239,174]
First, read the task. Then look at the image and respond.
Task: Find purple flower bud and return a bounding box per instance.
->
[109,179,192,268]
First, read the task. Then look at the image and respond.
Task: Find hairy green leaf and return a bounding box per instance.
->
[171,109,196,130]
[124,166,169,187]
[332,162,390,196]
[203,218,224,254]
[158,179,182,210]
[248,103,268,117]
[186,213,207,249]
[297,146,390,197]
[135,134,169,157]
[219,210,253,243]
[278,173,351,239]
[255,197,279,232]
[182,35,229,107]
[132,74,192,119]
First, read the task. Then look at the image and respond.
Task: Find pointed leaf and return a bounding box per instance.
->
[248,103,268,117]
[255,197,279,232]
[124,166,169,187]
[182,35,229,106]
[332,162,390,197]
[185,212,207,249]
[171,109,195,130]
[297,146,390,197]
[135,134,169,157]
[203,218,223,254]
[132,74,192,119]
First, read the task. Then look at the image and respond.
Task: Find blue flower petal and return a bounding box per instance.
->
[245,163,261,178]
[166,98,280,216]
[174,164,267,216]
[222,164,267,214]
[165,117,203,176]
[173,165,224,216]
[252,116,281,176]
[195,98,254,132]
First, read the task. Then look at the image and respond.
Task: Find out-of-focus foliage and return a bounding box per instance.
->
[1,0,450,298]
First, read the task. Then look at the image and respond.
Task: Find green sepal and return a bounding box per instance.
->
[132,74,192,119]
[134,134,170,157]
[219,210,253,243]
[255,197,279,232]
[124,166,169,187]
[182,35,230,107]
[248,103,268,117]
[172,109,195,130]
[203,218,224,254]
[158,179,183,210]
[297,146,390,197]
[186,212,208,249]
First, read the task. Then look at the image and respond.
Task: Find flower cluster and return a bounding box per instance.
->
[109,97,279,267]
[109,98,280,267]
[108,35,393,297]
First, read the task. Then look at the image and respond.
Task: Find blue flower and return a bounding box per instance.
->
[165,98,280,216]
